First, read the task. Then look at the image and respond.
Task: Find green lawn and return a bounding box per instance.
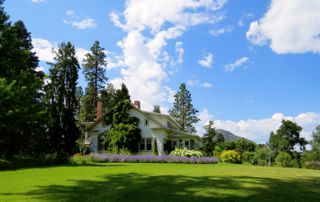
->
[0,163,319,202]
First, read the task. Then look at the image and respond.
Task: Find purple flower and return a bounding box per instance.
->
[91,154,217,164]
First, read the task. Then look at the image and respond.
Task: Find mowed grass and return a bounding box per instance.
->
[0,163,320,202]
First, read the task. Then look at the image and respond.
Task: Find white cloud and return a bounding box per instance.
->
[32,38,89,63]
[187,80,213,88]
[198,52,213,68]
[238,13,254,27]
[246,0,320,54]
[35,67,44,72]
[66,10,75,16]
[110,0,226,32]
[32,38,55,63]
[64,18,97,30]
[109,0,226,111]
[64,10,97,30]
[215,112,320,143]
[31,0,46,3]
[195,108,213,136]
[224,56,249,72]
[209,26,233,36]
[202,82,213,88]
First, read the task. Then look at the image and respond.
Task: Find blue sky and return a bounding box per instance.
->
[5,0,320,142]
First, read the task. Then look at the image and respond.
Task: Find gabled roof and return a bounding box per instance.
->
[85,104,199,139]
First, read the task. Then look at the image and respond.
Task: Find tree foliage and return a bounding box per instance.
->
[235,138,256,154]
[269,120,307,156]
[80,41,107,122]
[103,85,141,153]
[0,4,45,159]
[46,42,80,162]
[169,83,200,133]
[311,125,320,152]
[201,120,224,156]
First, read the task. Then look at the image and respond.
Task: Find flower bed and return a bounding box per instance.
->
[91,154,217,164]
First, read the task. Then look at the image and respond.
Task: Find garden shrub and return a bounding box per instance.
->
[257,160,267,166]
[242,151,255,164]
[275,152,293,167]
[170,148,203,158]
[70,154,93,165]
[220,150,241,163]
[212,145,223,160]
[301,151,320,169]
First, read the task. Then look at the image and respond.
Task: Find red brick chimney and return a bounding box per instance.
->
[133,100,140,109]
[96,99,103,120]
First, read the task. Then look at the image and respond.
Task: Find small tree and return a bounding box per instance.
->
[202,121,224,156]
[169,83,200,133]
[311,125,320,152]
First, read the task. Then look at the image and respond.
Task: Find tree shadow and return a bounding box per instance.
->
[5,172,320,201]
[0,162,123,171]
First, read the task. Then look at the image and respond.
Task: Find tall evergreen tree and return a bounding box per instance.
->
[0,1,45,158]
[169,83,200,133]
[47,42,80,161]
[80,41,107,121]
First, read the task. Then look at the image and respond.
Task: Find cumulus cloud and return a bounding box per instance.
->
[63,10,97,30]
[187,80,213,88]
[195,108,214,136]
[32,38,89,63]
[224,56,249,72]
[215,112,320,143]
[198,52,213,68]
[209,26,233,36]
[246,0,320,54]
[110,0,226,32]
[196,109,320,143]
[109,0,226,111]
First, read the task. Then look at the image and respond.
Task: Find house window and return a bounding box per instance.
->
[139,138,152,151]
[190,139,195,150]
[178,139,183,148]
[184,140,189,149]
[146,138,152,150]
[145,119,148,126]
[172,141,177,149]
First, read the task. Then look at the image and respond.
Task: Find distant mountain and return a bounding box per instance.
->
[216,129,241,141]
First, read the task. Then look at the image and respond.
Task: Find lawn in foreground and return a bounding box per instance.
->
[0,163,319,202]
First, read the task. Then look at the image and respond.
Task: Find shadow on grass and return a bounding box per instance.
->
[6,172,320,202]
[0,161,123,171]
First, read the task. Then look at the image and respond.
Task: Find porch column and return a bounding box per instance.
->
[155,134,164,155]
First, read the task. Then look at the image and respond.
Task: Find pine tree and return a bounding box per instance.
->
[0,2,45,158]
[47,42,80,161]
[81,41,107,121]
[169,83,200,133]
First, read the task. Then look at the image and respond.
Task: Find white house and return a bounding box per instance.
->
[84,100,200,155]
